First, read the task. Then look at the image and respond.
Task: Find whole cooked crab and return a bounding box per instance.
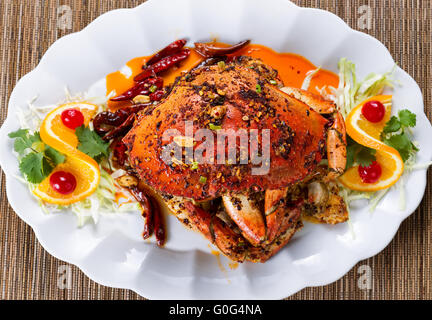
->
[123,56,348,262]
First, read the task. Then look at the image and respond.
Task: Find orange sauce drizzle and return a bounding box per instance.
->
[115,191,130,204]
[105,43,338,111]
[228,262,239,270]
[235,44,339,94]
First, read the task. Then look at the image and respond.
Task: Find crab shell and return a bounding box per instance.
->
[123,60,328,201]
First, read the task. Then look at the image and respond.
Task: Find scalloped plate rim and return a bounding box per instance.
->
[0,0,430,299]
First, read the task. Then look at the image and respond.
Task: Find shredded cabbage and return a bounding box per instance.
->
[301,67,321,91]
[12,88,141,226]
[332,58,396,118]
[71,167,141,227]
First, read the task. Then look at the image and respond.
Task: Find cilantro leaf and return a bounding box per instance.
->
[8,129,29,139]
[346,143,359,169]
[13,138,31,155]
[382,116,401,134]
[44,146,66,166]
[345,136,377,169]
[9,129,42,155]
[10,129,66,184]
[42,157,54,178]
[356,147,377,167]
[398,110,416,128]
[19,153,45,184]
[76,126,109,161]
[380,109,419,162]
[29,131,42,144]
[383,132,413,162]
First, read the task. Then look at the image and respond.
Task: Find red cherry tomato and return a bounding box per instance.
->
[50,171,77,195]
[361,100,386,123]
[358,161,382,184]
[61,109,84,129]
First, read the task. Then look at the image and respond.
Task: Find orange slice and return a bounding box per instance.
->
[33,156,100,205]
[339,95,404,191]
[34,102,101,205]
[40,102,98,154]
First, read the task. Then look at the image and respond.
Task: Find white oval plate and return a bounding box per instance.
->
[0,0,431,299]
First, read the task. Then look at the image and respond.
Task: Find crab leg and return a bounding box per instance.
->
[249,204,303,263]
[182,201,247,262]
[325,112,347,182]
[264,188,287,243]
[306,181,348,224]
[280,87,336,114]
[222,193,266,246]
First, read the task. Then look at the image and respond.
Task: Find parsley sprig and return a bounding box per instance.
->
[8,129,65,184]
[346,136,376,169]
[381,109,418,161]
[75,125,109,162]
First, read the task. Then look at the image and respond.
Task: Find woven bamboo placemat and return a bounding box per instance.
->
[0,0,430,300]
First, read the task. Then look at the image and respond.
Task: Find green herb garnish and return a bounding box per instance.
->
[256,84,262,94]
[209,123,222,131]
[8,129,65,184]
[269,80,277,85]
[149,85,158,93]
[75,126,109,162]
[381,109,418,161]
[199,176,207,184]
[346,136,377,169]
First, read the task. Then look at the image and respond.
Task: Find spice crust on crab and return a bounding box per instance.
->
[123,57,348,262]
[123,57,328,200]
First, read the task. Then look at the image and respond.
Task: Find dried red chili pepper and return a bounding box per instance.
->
[149,89,165,102]
[191,56,227,72]
[112,139,128,168]
[93,104,148,136]
[111,77,164,102]
[194,40,250,58]
[102,113,135,141]
[134,49,191,82]
[130,187,154,239]
[146,38,188,66]
[150,197,166,247]
[93,110,129,136]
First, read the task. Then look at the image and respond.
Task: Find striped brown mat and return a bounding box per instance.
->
[0,0,431,300]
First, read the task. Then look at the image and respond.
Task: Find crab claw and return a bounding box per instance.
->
[248,204,303,262]
[164,196,247,262]
[325,112,347,182]
[264,188,288,243]
[222,193,266,246]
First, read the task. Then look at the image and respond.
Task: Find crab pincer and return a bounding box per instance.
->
[183,201,247,262]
